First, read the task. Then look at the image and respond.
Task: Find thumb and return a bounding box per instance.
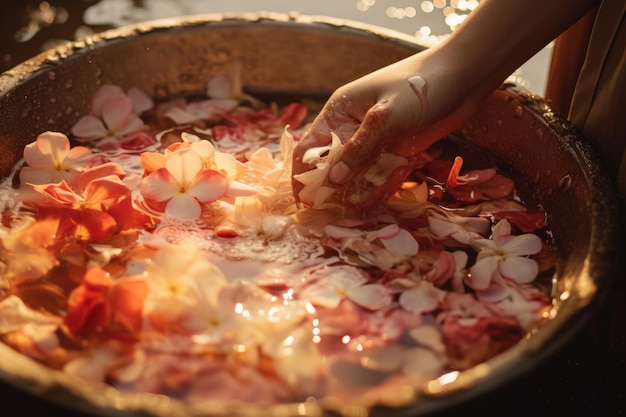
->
[328,101,395,184]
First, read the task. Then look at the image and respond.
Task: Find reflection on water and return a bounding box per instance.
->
[1,0,549,92]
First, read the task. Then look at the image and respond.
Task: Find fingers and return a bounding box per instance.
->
[328,101,393,184]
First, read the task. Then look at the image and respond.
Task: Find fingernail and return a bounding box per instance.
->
[329,161,350,184]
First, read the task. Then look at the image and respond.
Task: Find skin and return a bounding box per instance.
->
[292,0,600,205]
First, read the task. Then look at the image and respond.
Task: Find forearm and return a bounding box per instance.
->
[431,0,600,104]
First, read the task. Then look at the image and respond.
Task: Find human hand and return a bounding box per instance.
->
[292,51,473,209]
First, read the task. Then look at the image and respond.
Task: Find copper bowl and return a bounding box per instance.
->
[0,13,621,417]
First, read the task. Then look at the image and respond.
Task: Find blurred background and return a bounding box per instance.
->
[0,0,552,94]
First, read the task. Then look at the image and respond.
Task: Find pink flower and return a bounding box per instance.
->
[19,131,93,187]
[467,219,542,290]
[71,85,152,142]
[140,148,229,220]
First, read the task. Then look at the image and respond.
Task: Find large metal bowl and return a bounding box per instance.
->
[0,13,621,417]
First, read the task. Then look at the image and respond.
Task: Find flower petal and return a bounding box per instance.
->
[380,228,418,256]
[72,115,107,140]
[502,234,543,256]
[165,193,202,220]
[101,95,132,132]
[499,256,539,284]
[187,170,228,202]
[467,256,500,290]
[348,284,391,310]
[165,149,203,185]
[140,168,179,202]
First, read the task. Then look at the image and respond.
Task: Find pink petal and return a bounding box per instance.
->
[325,225,363,239]
[499,257,539,284]
[82,175,130,205]
[165,193,202,220]
[164,107,200,124]
[115,115,146,137]
[72,115,107,140]
[502,234,543,256]
[127,87,154,114]
[78,162,125,192]
[31,181,82,205]
[380,228,418,256]
[91,85,125,116]
[101,95,133,132]
[399,283,440,315]
[187,170,228,203]
[428,216,459,238]
[64,145,93,167]
[348,284,392,310]
[140,168,179,202]
[467,256,500,290]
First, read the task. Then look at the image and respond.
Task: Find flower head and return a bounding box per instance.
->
[20,131,93,187]
[140,148,229,220]
[467,219,542,290]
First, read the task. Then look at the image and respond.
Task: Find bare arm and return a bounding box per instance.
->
[292,0,600,204]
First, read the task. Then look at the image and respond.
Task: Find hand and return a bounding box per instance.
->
[292,50,474,209]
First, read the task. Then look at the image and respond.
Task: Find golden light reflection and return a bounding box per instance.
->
[437,370,459,385]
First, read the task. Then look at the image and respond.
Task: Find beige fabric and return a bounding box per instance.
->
[569,0,626,201]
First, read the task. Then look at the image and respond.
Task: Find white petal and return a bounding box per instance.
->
[381,228,419,256]
[499,256,539,284]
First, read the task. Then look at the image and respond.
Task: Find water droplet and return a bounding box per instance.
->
[48,71,57,81]
[513,106,524,118]
[49,97,57,103]
[496,120,503,128]
[47,118,55,125]
[64,79,73,89]
[545,169,551,177]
